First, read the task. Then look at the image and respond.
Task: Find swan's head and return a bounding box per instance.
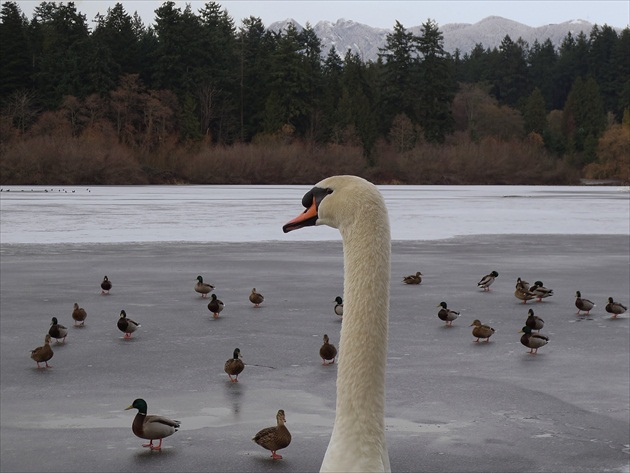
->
[283,175,382,233]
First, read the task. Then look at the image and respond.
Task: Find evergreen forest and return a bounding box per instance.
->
[1,1,628,185]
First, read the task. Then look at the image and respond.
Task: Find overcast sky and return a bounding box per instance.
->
[13,1,630,29]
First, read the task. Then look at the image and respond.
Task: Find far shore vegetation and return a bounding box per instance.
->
[1,2,628,185]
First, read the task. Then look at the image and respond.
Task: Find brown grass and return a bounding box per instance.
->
[0,128,580,186]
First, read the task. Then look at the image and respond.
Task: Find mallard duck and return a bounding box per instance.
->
[477,271,498,291]
[437,301,460,326]
[605,297,627,318]
[334,296,343,318]
[515,287,535,304]
[48,317,68,343]
[519,326,549,354]
[194,275,214,298]
[249,288,264,307]
[30,334,53,368]
[117,310,140,338]
[125,398,180,450]
[575,291,595,315]
[207,294,224,318]
[72,302,87,326]
[525,308,544,332]
[224,348,244,382]
[515,277,530,292]
[530,281,553,301]
[100,275,112,294]
[319,334,337,365]
[402,272,422,285]
[253,409,291,460]
[470,319,495,342]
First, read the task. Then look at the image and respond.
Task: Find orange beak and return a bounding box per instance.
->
[283,196,318,233]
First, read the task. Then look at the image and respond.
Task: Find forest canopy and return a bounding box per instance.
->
[1,1,628,185]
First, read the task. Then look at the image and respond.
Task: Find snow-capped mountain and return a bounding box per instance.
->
[268,16,622,60]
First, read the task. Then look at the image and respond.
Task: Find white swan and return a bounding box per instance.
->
[284,175,391,472]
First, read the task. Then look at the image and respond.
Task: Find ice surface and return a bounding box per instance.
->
[1,184,628,244]
[1,185,629,472]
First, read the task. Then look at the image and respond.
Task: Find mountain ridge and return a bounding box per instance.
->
[268,15,623,60]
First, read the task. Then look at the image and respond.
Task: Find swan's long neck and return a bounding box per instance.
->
[321,202,391,472]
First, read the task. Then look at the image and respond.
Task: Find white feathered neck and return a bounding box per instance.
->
[317,176,391,473]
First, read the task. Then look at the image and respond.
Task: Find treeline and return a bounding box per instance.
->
[0,1,628,185]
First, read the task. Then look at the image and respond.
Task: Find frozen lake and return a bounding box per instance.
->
[1,183,629,472]
[1,184,629,244]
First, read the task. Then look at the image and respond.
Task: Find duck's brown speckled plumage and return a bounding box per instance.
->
[319,334,337,365]
[249,288,264,307]
[253,409,291,460]
[30,334,54,368]
[470,319,495,342]
[72,303,87,326]
[402,272,422,285]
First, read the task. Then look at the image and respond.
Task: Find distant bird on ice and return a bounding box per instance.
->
[319,334,337,365]
[194,275,214,298]
[575,291,595,315]
[117,310,140,338]
[249,288,264,307]
[101,275,112,294]
[125,398,180,451]
[605,297,627,318]
[477,271,498,291]
[30,334,53,368]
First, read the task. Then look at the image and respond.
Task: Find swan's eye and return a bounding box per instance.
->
[326,188,333,195]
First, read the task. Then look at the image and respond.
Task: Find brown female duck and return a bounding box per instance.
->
[319,334,337,365]
[72,302,87,326]
[253,409,291,460]
[30,334,53,368]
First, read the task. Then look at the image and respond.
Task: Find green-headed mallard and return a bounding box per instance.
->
[402,272,422,285]
[605,297,627,318]
[207,294,224,319]
[319,334,337,365]
[253,409,291,460]
[125,398,180,450]
[224,348,244,382]
[249,288,264,307]
[194,275,215,298]
[30,334,53,368]
[117,310,140,339]
[470,319,495,342]
[100,275,112,294]
[575,291,595,315]
[72,302,87,326]
[519,326,549,354]
[437,301,460,326]
[334,296,343,318]
[477,271,498,291]
[525,308,544,332]
[48,317,68,343]
[530,281,553,302]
